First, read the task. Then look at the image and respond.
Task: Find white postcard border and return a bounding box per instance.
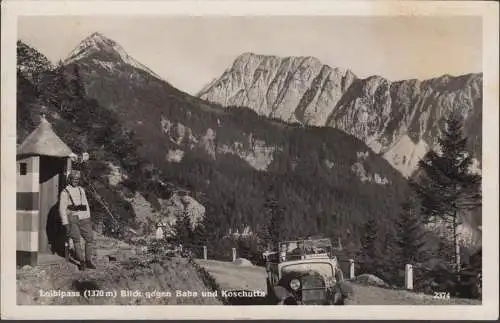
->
[1,1,498,320]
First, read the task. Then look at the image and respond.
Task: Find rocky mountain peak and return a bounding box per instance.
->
[233,51,257,62]
[198,52,482,177]
[64,32,163,80]
[65,32,119,62]
[230,52,326,73]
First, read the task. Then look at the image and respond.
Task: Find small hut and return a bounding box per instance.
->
[16,116,73,266]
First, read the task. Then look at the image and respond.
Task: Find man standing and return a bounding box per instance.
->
[59,170,96,270]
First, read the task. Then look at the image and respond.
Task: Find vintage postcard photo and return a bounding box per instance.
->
[1,0,498,320]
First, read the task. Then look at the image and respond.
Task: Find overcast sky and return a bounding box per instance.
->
[18,16,482,95]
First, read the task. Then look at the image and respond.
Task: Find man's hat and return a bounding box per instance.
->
[67,170,82,180]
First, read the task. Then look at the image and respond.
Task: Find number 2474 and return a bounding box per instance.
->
[433,292,451,300]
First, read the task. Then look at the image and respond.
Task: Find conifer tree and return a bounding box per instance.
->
[357,218,385,276]
[262,182,287,248]
[411,111,481,272]
[173,212,194,245]
[68,64,86,99]
[392,194,432,285]
[37,62,63,109]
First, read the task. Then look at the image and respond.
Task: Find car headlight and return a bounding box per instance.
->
[290,279,301,291]
[325,276,336,287]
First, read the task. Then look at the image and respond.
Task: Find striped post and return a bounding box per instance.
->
[405,264,413,290]
[203,246,207,260]
[16,156,40,266]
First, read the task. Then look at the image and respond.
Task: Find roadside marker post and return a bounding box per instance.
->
[405,264,413,290]
[349,259,355,279]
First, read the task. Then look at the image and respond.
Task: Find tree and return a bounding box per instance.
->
[360,216,401,285]
[263,196,285,247]
[357,218,383,274]
[262,182,287,248]
[191,221,206,247]
[67,64,86,99]
[393,195,432,281]
[198,196,227,250]
[172,212,194,245]
[39,61,68,110]
[411,111,481,272]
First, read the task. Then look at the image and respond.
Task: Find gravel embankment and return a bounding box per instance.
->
[17,234,222,305]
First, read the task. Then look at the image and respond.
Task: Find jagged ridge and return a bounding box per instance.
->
[198,53,482,177]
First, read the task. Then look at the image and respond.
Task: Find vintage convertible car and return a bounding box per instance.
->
[263,238,351,305]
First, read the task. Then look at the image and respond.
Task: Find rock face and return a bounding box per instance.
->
[124,192,158,236]
[106,162,127,186]
[17,40,53,83]
[199,53,355,126]
[198,53,482,177]
[159,192,206,234]
[161,114,280,171]
[125,191,205,238]
[219,136,279,171]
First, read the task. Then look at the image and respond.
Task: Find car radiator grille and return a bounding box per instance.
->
[301,275,326,304]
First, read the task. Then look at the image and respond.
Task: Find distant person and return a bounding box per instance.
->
[59,170,96,270]
[279,243,287,262]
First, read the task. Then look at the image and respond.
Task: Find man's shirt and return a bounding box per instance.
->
[59,185,91,225]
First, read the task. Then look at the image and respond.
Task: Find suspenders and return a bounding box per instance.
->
[65,187,83,206]
[65,187,86,212]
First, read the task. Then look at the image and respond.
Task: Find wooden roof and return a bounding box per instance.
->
[17,116,73,157]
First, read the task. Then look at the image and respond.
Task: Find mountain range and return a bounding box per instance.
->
[16,32,482,252]
[198,53,482,177]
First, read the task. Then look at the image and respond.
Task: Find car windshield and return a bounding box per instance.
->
[278,239,333,262]
[303,239,332,254]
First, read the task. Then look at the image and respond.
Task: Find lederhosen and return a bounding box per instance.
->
[65,187,91,242]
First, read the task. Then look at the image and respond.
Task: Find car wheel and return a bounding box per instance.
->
[329,286,346,305]
[333,291,345,305]
[266,279,278,304]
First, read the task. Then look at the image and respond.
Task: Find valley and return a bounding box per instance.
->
[15,31,483,304]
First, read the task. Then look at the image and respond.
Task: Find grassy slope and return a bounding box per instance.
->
[16,235,221,305]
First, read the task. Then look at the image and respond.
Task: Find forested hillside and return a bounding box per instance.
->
[17,38,411,256]
[17,35,482,297]
[17,41,165,237]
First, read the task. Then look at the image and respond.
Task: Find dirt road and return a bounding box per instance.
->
[195,259,267,292]
[195,259,481,305]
